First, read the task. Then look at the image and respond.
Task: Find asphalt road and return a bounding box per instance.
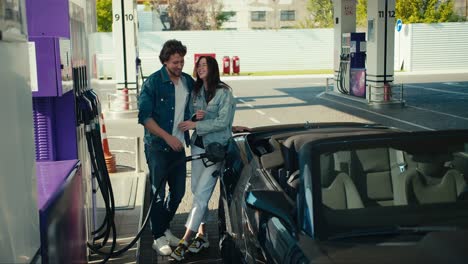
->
[224,73,468,132]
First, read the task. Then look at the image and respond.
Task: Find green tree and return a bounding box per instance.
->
[207,2,234,30]
[299,0,367,28]
[215,11,235,29]
[300,0,464,29]
[395,0,464,23]
[96,0,112,32]
[356,0,367,27]
[302,0,334,28]
[144,0,232,30]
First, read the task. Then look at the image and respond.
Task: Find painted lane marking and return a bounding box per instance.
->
[406,105,468,121]
[443,82,465,87]
[406,84,468,96]
[238,97,281,124]
[269,118,281,124]
[317,92,434,131]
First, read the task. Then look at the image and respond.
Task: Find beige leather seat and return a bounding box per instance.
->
[351,148,394,206]
[403,153,466,204]
[321,153,364,210]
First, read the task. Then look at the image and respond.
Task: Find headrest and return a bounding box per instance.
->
[412,153,451,178]
[411,153,451,163]
[355,148,390,172]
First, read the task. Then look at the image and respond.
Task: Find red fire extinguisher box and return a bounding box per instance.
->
[232,56,240,75]
[193,53,216,77]
[222,56,230,75]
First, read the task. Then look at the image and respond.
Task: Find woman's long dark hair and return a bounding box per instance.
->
[194,56,231,103]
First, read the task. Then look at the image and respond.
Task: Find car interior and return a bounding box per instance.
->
[248,129,468,211]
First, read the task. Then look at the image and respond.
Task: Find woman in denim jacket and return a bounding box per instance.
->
[171,56,236,261]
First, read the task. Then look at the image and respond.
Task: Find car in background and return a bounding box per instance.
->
[217,122,468,264]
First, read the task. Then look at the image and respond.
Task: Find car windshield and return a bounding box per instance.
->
[313,135,468,239]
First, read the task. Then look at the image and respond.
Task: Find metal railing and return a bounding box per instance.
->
[107,92,139,111]
[107,136,141,173]
[325,77,335,92]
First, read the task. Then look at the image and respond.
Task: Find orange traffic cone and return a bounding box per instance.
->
[101,113,117,173]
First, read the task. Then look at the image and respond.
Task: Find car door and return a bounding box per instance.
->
[242,166,300,263]
[219,136,255,262]
[221,135,306,263]
[221,135,278,262]
[243,171,310,263]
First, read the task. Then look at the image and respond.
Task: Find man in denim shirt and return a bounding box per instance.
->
[138,39,195,256]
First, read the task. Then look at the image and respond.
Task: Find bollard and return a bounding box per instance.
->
[123,88,129,110]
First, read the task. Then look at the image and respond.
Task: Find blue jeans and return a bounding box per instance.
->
[144,144,186,239]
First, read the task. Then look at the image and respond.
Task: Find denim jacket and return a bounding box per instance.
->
[138,66,194,151]
[190,85,236,147]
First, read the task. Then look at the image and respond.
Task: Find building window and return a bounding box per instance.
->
[280,10,295,21]
[223,11,237,22]
[251,11,266,21]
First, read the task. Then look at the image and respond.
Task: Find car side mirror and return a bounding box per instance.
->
[245,190,297,236]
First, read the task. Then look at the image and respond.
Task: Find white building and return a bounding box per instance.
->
[221,0,308,30]
[137,0,309,31]
[454,0,468,19]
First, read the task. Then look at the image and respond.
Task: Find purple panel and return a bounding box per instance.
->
[33,98,56,161]
[350,69,366,98]
[54,91,78,160]
[32,93,77,161]
[26,0,70,38]
[30,37,61,97]
[37,161,86,263]
[36,160,78,210]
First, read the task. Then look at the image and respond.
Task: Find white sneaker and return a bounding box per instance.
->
[164,229,181,247]
[152,236,171,256]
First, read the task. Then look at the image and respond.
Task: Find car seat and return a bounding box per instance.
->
[403,153,466,204]
[350,148,394,206]
[321,153,364,210]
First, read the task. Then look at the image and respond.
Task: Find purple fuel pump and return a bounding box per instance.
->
[26,0,93,262]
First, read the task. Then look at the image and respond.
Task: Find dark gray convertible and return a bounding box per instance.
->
[217,122,468,264]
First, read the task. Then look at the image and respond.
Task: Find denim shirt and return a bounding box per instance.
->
[138,66,194,151]
[190,85,236,147]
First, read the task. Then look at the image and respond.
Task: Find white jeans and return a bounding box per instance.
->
[185,145,221,232]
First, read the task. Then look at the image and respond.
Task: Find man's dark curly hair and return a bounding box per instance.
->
[159,39,187,64]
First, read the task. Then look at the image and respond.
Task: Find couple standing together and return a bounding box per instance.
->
[138,39,239,261]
